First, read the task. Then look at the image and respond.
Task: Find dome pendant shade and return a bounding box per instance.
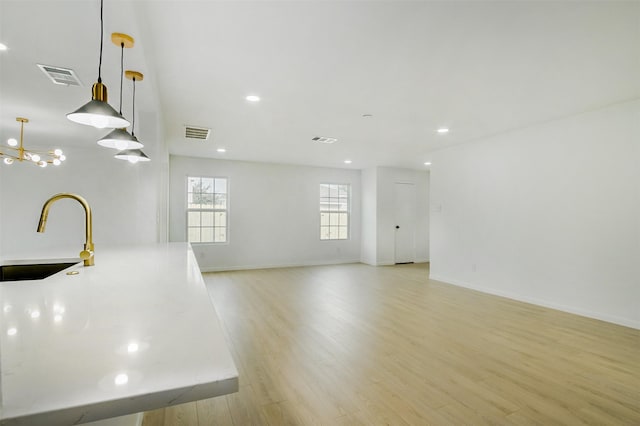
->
[98,128,143,150]
[67,82,131,129]
[114,149,150,163]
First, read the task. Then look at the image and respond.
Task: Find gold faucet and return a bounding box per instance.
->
[37,193,95,266]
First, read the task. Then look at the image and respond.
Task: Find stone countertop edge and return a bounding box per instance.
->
[0,242,239,426]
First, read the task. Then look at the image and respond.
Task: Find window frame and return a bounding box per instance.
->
[319,182,351,241]
[186,175,229,245]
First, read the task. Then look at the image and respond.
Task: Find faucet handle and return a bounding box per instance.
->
[79,250,95,267]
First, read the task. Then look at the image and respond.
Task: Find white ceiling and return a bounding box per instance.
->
[1,1,639,170]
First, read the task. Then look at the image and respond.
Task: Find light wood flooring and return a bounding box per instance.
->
[143,263,640,425]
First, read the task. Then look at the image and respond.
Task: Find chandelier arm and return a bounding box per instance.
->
[0,153,21,160]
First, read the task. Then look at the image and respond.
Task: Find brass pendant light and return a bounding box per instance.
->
[67,0,130,129]
[115,71,150,163]
[98,33,143,150]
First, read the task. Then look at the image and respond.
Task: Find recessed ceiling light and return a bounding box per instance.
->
[0,43,7,51]
[437,128,449,134]
[245,95,260,102]
[344,160,352,164]
[217,148,226,153]
[424,162,431,166]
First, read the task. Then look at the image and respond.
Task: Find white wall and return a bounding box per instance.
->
[430,100,640,329]
[376,167,430,265]
[169,155,361,271]
[360,166,430,266]
[360,167,377,265]
[0,112,166,259]
[0,166,3,254]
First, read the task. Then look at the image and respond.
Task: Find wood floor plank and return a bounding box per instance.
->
[140,408,165,426]
[226,384,269,425]
[162,402,198,426]
[143,262,640,425]
[195,395,232,426]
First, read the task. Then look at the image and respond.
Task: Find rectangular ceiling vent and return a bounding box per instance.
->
[312,136,338,144]
[37,64,82,86]
[185,125,211,141]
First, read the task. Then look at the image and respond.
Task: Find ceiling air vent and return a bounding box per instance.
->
[185,126,211,141]
[312,136,338,144]
[37,64,82,86]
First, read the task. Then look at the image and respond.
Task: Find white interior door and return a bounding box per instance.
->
[394,183,416,264]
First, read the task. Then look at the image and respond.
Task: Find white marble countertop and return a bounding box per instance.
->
[0,243,238,425]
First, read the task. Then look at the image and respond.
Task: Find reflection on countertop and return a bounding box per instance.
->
[0,242,238,426]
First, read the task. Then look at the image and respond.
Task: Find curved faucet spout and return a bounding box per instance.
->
[37,193,94,266]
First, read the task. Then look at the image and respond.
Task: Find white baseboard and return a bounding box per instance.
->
[377,258,430,266]
[429,274,640,330]
[199,258,361,273]
[202,258,428,272]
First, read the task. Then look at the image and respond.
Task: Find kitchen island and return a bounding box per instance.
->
[0,243,238,425]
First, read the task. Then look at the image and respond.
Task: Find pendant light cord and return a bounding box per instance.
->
[131,77,136,136]
[98,0,103,83]
[118,42,124,114]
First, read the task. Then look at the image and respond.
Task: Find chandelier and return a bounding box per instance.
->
[1,117,66,167]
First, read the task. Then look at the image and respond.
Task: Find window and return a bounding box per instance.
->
[187,176,227,243]
[320,183,350,240]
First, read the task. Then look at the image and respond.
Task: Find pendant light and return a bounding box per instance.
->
[98,33,143,150]
[115,71,150,163]
[67,0,130,129]
[114,148,150,163]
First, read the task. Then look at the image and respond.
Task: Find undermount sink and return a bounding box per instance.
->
[0,262,78,282]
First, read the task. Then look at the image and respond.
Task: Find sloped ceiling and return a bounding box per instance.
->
[2,1,639,170]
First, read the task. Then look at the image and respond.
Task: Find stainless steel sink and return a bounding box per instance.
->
[0,262,78,282]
